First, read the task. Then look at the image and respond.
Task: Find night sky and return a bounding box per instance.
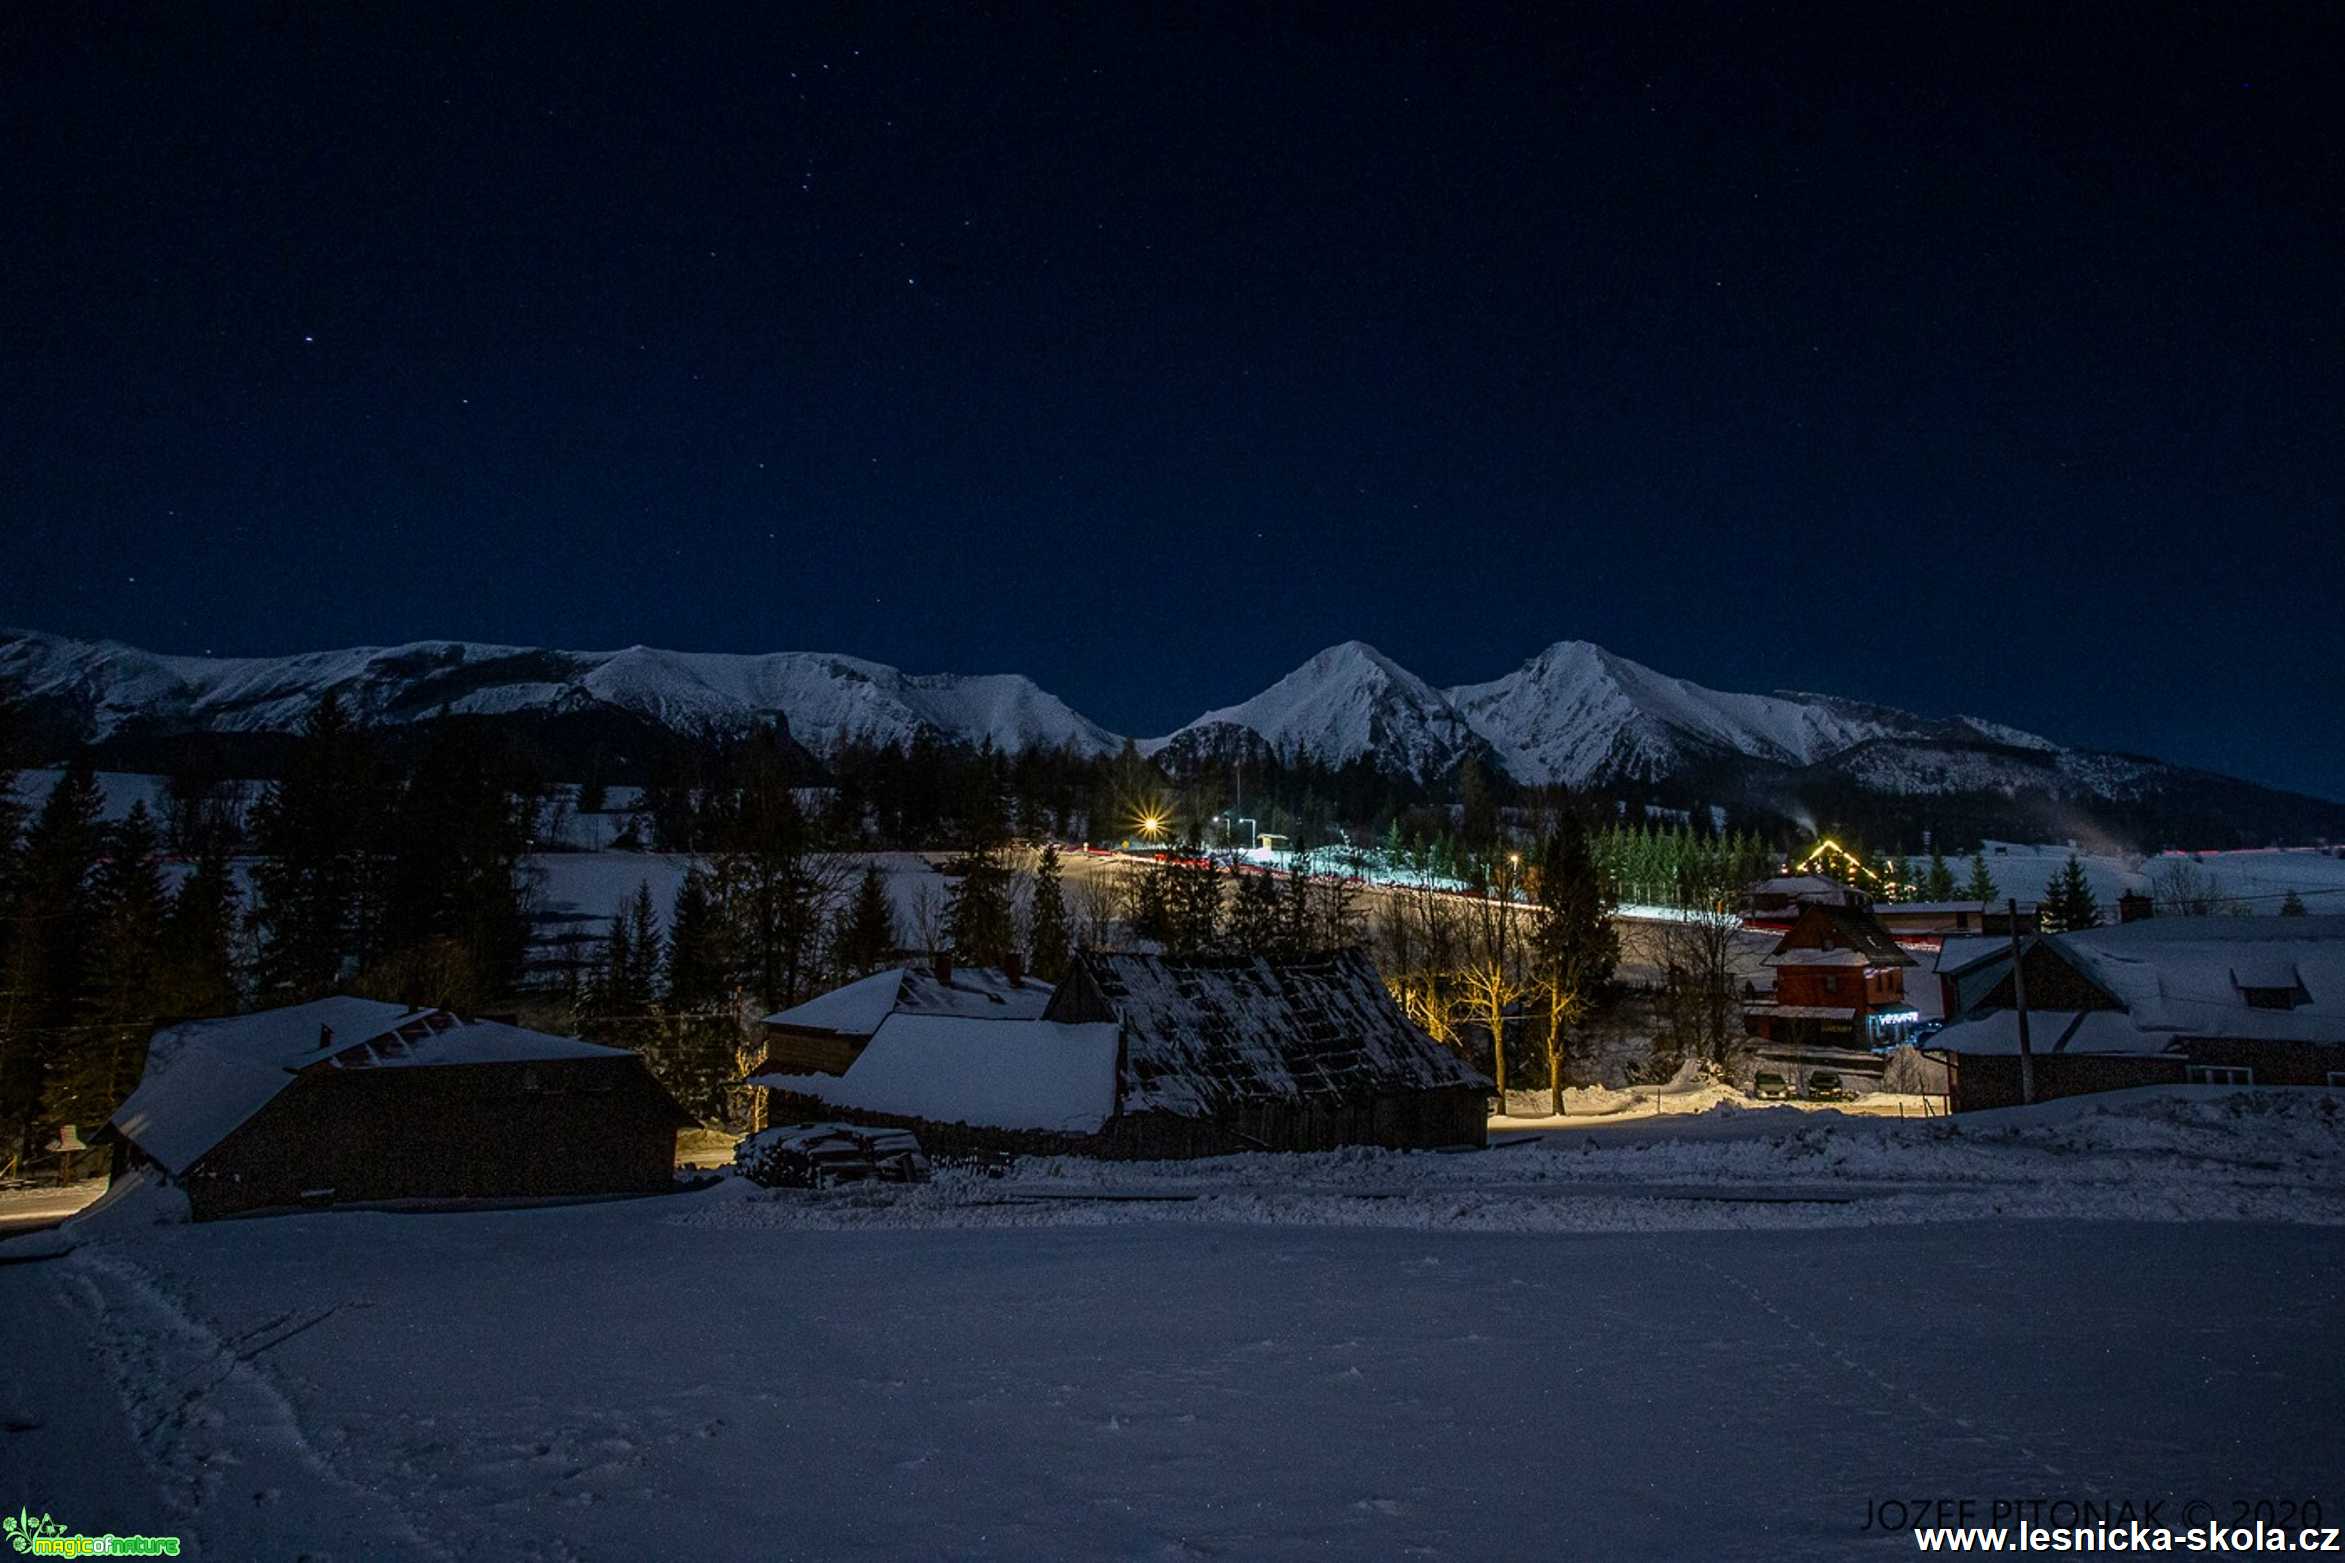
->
[4,5,2339,796]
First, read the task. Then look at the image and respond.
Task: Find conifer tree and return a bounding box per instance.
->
[1224,863,1283,956]
[2278,888,2309,917]
[1026,845,1071,981]
[46,802,170,1132]
[620,880,664,1008]
[832,863,901,980]
[1924,849,1957,902]
[250,692,385,996]
[4,758,105,1161]
[1963,852,1999,905]
[2041,854,2102,933]
[1160,842,1223,958]
[664,865,730,1009]
[163,833,242,1018]
[943,842,1017,969]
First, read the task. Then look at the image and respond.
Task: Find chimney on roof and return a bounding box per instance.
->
[317,1024,334,1052]
[1005,950,1025,987]
[934,951,954,987]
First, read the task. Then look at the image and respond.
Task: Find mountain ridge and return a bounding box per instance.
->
[4,627,2337,843]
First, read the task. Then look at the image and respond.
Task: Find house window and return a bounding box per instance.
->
[2186,1065,2253,1087]
[1823,974,1839,994]
[2239,987,2299,1011]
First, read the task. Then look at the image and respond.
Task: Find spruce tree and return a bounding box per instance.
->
[1026,845,1071,981]
[1224,864,1283,955]
[621,880,664,1008]
[664,865,730,1009]
[48,802,170,1131]
[1962,852,1998,905]
[6,759,105,1160]
[943,843,1016,969]
[163,833,243,1018]
[0,699,30,1162]
[249,692,385,996]
[2278,888,2309,917]
[2041,854,2102,933]
[1924,849,1957,901]
[832,863,900,980]
[1160,842,1223,958]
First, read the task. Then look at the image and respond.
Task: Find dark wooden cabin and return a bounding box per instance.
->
[108,997,696,1220]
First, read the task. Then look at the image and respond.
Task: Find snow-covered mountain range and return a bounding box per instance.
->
[4,628,2335,837]
[0,631,1120,759]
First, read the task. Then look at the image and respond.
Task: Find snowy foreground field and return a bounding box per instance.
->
[5,1089,2342,1560]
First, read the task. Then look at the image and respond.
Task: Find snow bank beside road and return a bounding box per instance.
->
[672,1087,2345,1236]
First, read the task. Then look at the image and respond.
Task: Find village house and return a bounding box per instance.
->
[759,956,1052,1076]
[107,997,695,1221]
[1924,915,2345,1111]
[1743,900,1919,1051]
[749,948,1491,1157]
[753,956,1056,1131]
[1871,900,2039,941]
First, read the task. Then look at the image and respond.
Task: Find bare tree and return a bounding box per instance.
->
[1658,860,1747,1073]
[2147,859,2245,918]
[1452,858,1527,1104]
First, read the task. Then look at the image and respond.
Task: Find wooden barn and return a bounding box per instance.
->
[107,997,695,1221]
[751,948,1490,1157]
[1048,948,1493,1156]
[1924,915,2345,1112]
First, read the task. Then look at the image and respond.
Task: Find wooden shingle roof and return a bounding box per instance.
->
[1047,948,1490,1117]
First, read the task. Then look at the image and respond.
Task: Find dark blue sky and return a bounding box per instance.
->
[3,4,2339,796]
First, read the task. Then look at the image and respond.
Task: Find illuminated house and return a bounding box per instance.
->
[1745,901,1918,1049]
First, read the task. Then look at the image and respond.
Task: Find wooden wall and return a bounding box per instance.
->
[174,1056,685,1220]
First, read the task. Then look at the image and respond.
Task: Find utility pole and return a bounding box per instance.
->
[2007,897,2035,1106]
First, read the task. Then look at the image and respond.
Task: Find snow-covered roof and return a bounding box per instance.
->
[1876,901,1993,917]
[750,1014,1120,1133]
[1930,916,2345,1051]
[112,998,623,1174]
[762,964,1056,1032]
[1936,936,2012,976]
[1926,1009,2171,1058]
[1751,875,1846,898]
[762,969,908,1034]
[1053,949,1490,1117]
[2050,916,2345,1044]
[1767,902,1913,967]
[1765,948,1874,968]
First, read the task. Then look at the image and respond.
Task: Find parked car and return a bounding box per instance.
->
[1802,1071,1849,1102]
[1752,1072,1791,1100]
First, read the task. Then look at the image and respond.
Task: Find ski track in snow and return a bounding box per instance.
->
[56,1244,438,1560]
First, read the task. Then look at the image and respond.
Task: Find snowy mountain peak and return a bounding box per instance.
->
[1147,641,1487,781]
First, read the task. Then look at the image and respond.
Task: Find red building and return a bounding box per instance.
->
[1745,901,1919,1049]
